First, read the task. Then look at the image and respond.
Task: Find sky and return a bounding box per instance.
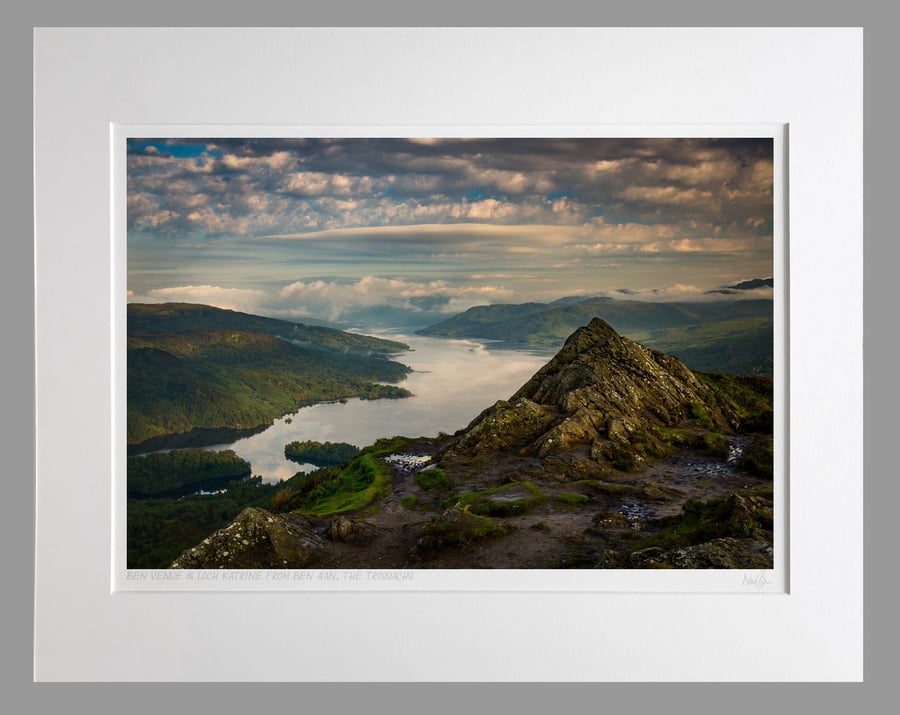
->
[127,137,774,328]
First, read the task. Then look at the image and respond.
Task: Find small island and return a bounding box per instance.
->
[284,440,361,467]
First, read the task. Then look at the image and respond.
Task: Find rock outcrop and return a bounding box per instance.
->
[629,538,774,569]
[171,507,327,569]
[451,318,729,462]
[329,516,380,545]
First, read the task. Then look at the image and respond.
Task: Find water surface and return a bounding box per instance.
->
[206,334,552,481]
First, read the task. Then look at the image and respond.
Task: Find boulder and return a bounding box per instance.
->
[329,516,380,545]
[171,507,327,569]
[630,537,774,569]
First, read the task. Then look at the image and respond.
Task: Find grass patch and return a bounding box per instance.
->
[694,371,774,433]
[688,402,715,430]
[415,467,452,491]
[747,485,774,498]
[699,432,729,458]
[452,481,548,517]
[401,494,419,510]
[363,436,415,458]
[642,494,772,550]
[415,508,508,552]
[739,436,774,478]
[553,491,590,510]
[651,426,695,447]
[292,453,392,517]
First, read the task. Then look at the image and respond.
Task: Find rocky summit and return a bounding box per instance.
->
[451,317,729,464]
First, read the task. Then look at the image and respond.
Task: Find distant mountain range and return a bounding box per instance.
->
[417,295,773,376]
[127,303,412,448]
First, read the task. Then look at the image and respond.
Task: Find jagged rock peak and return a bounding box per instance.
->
[512,317,701,409]
[453,317,728,459]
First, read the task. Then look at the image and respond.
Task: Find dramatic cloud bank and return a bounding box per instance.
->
[127,137,775,322]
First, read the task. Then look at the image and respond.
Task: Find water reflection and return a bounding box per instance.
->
[206,334,552,482]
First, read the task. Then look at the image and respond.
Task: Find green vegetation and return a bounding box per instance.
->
[284,441,420,517]
[650,426,696,448]
[694,371,774,433]
[633,316,773,377]
[699,432,729,458]
[127,476,281,568]
[401,495,419,510]
[270,487,296,513]
[128,302,409,354]
[127,448,251,498]
[739,436,775,479]
[748,485,774,498]
[642,493,773,551]
[127,302,412,446]
[451,481,548,517]
[362,436,414,457]
[414,508,508,553]
[284,440,360,466]
[418,297,773,376]
[358,385,411,400]
[415,467,452,491]
[553,491,590,509]
[688,402,715,430]
[290,454,392,516]
[596,442,642,472]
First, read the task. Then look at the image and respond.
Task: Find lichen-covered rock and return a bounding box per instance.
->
[607,417,637,442]
[630,538,774,569]
[329,516,380,545]
[455,318,731,464]
[171,507,327,569]
[453,397,556,453]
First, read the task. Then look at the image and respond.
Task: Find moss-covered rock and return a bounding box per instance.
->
[630,537,773,569]
[453,397,556,453]
[171,507,327,569]
[454,318,738,470]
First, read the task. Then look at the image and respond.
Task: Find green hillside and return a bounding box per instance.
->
[127,303,412,447]
[418,298,773,376]
[128,302,408,353]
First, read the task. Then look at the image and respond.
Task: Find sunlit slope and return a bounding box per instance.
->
[127,303,412,446]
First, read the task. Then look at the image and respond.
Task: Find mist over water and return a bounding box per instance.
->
[206,334,553,482]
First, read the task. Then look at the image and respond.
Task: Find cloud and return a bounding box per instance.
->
[127,137,774,244]
[571,236,770,257]
[598,283,706,302]
[276,276,519,322]
[131,285,268,314]
[127,138,775,314]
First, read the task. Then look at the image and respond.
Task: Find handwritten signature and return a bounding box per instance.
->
[742,571,772,589]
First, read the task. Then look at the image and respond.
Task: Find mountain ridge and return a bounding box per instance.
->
[417,296,773,376]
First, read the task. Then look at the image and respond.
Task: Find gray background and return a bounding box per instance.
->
[5,0,888,709]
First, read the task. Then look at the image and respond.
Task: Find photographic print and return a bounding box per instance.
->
[125,136,776,573]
